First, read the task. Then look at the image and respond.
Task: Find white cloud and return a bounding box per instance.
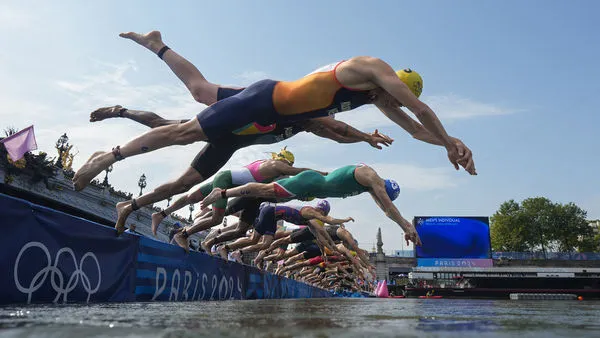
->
[335,94,520,130]
[367,162,459,191]
[425,94,522,120]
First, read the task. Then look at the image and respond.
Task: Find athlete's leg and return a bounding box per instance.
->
[114,166,203,234]
[203,216,236,243]
[239,234,274,257]
[274,229,294,239]
[201,182,277,208]
[90,105,187,127]
[264,247,298,262]
[204,196,263,251]
[217,230,262,260]
[263,236,292,256]
[282,252,306,266]
[207,222,249,247]
[73,118,206,191]
[279,259,310,274]
[119,31,221,105]
[201,170,326,207]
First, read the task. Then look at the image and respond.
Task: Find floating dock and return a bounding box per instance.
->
[0,193,332,305]
[509,293,577,300]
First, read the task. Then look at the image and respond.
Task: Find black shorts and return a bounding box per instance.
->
[254,202,277,236]
[289,227,315,243]
[189,87,245,178]
[225,197,276,225]
[196,80,279,142]
[296,241,321,259]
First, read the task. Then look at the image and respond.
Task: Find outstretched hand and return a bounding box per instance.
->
[368,129,394,149]
[405,229,422,247]
[453,138,477,175]
[446,139,477,176]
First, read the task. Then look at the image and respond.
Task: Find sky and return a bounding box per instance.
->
[1,0,599,253]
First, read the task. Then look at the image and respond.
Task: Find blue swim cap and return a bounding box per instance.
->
[384,179,401,201]
[316,200,331,215]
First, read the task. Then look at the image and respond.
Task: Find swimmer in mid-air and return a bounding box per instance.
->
[200,163,422,246]
[74,30,476,194]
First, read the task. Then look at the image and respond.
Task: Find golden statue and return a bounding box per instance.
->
[59,144,77,171]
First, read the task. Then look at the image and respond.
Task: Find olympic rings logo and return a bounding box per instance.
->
[13,242,101,304]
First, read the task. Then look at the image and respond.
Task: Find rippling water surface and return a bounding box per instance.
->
[1,298,599,337]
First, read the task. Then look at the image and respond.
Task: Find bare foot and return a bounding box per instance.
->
[90,105,125,122]
[200,188,223,209]
[119,31,166,54]
[115,201,132,235]
[173,231,190,252]
[73,151,114,191]
[201,239,212,255]
[217,245,228,260]
[151,212,165,236]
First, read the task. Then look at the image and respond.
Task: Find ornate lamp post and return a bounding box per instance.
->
[102,165,113,187]
[167,196,172,207]
[55,133,69,168]
[138,173,147,196]
[188,203,195,222]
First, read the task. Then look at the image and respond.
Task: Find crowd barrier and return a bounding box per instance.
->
[0,193,331,305]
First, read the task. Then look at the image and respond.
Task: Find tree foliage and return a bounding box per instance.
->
[490,197,596,253]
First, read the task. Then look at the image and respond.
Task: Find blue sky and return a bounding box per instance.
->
[1,0,599,252]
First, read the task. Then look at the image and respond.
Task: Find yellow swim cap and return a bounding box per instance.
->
[270,146,295,165]
[396,68,423,98]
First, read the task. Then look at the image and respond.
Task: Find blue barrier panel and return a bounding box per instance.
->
[0,193,332,304]
[136,237,332,301]
[0,193,138,305]
[135,237,245,301]
[245,267,332,299]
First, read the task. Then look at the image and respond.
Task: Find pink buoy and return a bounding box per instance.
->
[376,281,389,298]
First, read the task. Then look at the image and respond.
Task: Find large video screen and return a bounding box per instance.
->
[414,216,491,259]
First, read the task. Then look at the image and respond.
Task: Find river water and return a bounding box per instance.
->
[1,298,599,337]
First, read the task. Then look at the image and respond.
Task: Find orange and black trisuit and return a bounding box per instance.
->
[196,61,372,142]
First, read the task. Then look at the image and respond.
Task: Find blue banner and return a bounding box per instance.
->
[0,194,138,304]
[0,193,332,305]
[135,237,245,301]
[417,258,493,268]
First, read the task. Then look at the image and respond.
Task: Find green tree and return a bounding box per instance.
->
[490,199,529,251]
[491,197,595,254]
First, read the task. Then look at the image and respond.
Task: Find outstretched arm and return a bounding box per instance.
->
[375,105,476,174]
[302,207,354,225]
[302,117,394,149]
[305,220,338,254]
[200,183,276,209]
[368,60,454,148]
[272,161,327,176]
[358,168,422,246]
[368,187,421,246]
